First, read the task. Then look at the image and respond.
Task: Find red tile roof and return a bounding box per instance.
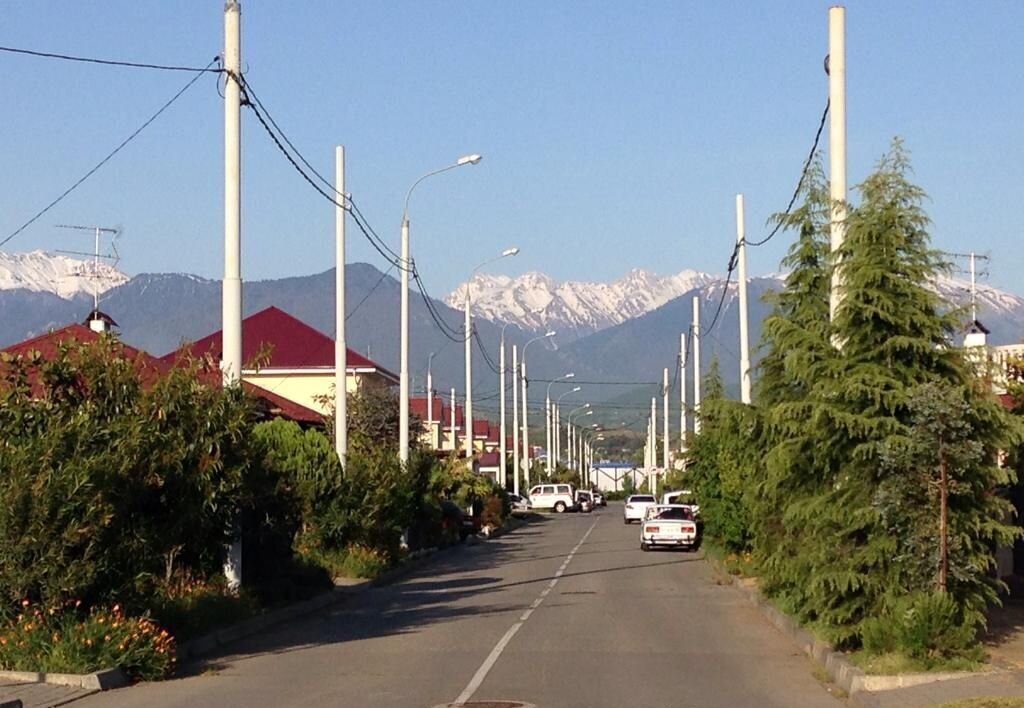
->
[1,323,322,425]
[2,324,172,387]
[163,306,397,381]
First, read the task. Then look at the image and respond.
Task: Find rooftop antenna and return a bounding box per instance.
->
[944,250,991,323]
[54,223,120,312]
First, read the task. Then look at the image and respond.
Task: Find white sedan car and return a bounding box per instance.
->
[623,494,657,524]
[640,504,699,551]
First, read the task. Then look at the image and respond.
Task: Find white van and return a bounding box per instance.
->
[662,489,700,516]
[528,483,576,513]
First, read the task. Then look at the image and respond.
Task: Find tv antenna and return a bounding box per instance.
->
[54,224,121,312]
[944,250,991,323]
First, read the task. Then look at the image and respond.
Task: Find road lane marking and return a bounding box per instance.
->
[452,516,600,706]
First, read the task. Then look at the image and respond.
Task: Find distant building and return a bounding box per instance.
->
[591,460,640,492]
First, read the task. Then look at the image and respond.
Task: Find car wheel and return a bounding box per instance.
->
[554,501,567,513]
[623,518,630,524]
[641,542,649,552]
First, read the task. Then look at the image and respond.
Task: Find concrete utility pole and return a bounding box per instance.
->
[521,360,530,486]
[736,193,752,404]
[651,396,657,496]
[222,0,242,592]
[512,345,520,496]
[427,353,435,431]
[464,295,474,462]
[334,146,347,465]
[450,387,457,453]
[692,296,702,435]
[828,5,847,323]
[499,332,507,489]
[662,367,670,470]
[680,332,688,452]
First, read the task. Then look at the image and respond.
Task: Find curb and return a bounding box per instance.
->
[0,667,127,691]
[177,514,528,663]
[726,575,1002,700]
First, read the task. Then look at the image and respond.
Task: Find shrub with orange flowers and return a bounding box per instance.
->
[0,600,174,680]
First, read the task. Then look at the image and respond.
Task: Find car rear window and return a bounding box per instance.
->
[631,495,655,502]
[655,507,693,520]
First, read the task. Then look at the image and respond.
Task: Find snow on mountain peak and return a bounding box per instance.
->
[0,250,129,299]
[446,267,717,338]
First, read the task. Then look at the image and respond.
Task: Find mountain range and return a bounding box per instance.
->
[3,251,1024,424]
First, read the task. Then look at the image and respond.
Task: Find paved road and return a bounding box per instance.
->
[75,505,844,708]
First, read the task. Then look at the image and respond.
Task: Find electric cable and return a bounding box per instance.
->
[0,45,222,73]
[345,264,395,322]
[745,98,830,248]
[1,57,220,249]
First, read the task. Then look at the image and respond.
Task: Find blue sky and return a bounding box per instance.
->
[1,1,1021,296]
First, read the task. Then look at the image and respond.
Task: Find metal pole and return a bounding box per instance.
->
[828,5,847,323]
[222,0,243,592]
[555,405,561,465]
[970,252,977,323]
[499,335,507,488]
[736,193,752,404]
[464,294,474,462]
[693,296,702,434]
[680,332,688,452]
[334,146,347,465]
[512,345,520,496]
[399,216,410,464]
[662,367,669,470]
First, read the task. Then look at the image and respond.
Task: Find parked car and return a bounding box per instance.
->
[640,504,699,551]
[592,490,606,507]
[439,499,480,541]
[528,483,577,513]
[662,489,700,517]
[576,490,593,513]
[623,494,657,524]
[509,493,532,515]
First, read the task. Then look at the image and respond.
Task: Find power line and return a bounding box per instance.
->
[346,264,394,322]
[0,45,223,73]
[1,57,219,249]
[745,98,830,248]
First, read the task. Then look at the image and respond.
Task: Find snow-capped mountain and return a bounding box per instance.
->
[447,268,717,339]
[0,250,128,300]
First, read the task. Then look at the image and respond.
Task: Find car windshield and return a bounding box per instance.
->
[631,495,656,502]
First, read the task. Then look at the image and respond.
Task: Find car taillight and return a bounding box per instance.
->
[645,525,659,533]
[683,524,695,532]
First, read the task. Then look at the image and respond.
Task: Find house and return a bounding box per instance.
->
[1,315,321,425]
[163,306,398,414]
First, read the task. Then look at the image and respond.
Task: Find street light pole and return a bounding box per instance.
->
[465,248,519,463]
[521,331,555,487]
[545,373,575,474]
[499,323,512,489]
[399,154,482,465]
[334,145,347,466]
[512,344,520,496]
[555,386,580,467]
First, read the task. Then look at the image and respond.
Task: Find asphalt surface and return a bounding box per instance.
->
[75,504,845,708]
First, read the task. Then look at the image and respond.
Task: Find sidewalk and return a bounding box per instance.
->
[853,671,1024,707]
[0,678,93,708]
[852,595,1024,707]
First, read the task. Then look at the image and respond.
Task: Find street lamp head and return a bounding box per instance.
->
[583,403,591,409]
[572,386,581,393]
[457,153,483,166]
[565,372,575,379]
[585,410,593,416]
[502,247,520,257]
[544,330,556,338]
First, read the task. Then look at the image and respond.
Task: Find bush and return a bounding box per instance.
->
[0,601,175,680]
[480,493,508,529]
[861,591,982,665]
[301,543,391,580]
[0,340,257,610]
[146,573,259,642]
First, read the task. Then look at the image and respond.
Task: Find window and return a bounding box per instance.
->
[541,486,555,495]
[529,487,541,497]
[556,485,570,494]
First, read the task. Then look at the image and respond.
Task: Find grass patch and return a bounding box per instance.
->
[302,543,393,580]
[848,650,984,675]
[936,700,1024,708]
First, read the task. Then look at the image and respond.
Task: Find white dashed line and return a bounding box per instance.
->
[452,516,599,706]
